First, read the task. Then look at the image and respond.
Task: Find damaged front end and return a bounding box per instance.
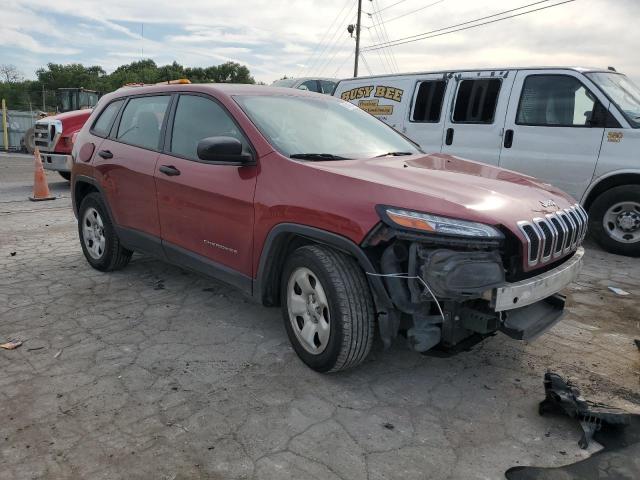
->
[364,207,584,354]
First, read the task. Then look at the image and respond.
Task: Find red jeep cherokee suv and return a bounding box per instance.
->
[71,83,586,372]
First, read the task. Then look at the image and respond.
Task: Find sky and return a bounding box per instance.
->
[1,0,638,85]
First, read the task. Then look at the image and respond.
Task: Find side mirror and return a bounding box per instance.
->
[197,136,253,164]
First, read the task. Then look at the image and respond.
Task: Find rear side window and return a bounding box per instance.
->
[170,95,249,161]
[412,80,446,122]
[92,100,124,137]
[517,75,598,127]
[453,79,501,124]
[116,96,171,150]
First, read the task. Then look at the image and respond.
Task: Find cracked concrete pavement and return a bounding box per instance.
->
[1,153,639,479]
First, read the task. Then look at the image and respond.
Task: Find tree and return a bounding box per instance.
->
[0,64,24,83]
[36,63,106,91]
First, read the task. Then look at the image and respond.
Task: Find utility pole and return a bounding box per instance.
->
[42,85,45,112]
[353,0,363,77]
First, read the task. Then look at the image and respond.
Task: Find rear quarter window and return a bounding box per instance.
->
[91,100,124,137]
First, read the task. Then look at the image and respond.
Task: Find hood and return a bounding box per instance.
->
[307,153,577,227]
[44,109,93,123]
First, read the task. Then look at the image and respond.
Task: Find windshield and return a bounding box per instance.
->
[586,72,640,128]
[234,95,422,159]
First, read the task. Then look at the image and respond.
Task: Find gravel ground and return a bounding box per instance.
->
[1,153,639,480]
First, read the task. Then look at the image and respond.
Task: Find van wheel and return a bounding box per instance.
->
[281,245,375,373]
[78,193,133,271]
[59,172,71,181]
[589,185,640,257]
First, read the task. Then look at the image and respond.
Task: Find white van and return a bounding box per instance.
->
[334,67,640,256]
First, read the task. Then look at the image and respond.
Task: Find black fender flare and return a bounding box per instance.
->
[253,223,393,310]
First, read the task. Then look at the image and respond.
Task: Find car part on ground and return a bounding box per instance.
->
[505,372,640,480]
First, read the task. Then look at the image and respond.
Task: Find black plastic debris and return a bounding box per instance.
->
[505,372,640,480]
[538,372,630,449]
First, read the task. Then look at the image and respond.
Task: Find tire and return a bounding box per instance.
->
[589,185,640,257]
[59,172,71,181]
[24,127,35,154]
[78,192,132,271]
[280,244,375,373]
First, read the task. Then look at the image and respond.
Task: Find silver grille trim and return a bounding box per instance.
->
[33,119,62,152]
[517,204,588,267]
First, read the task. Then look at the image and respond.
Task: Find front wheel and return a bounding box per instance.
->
[78,193,132,271]
[589,185,640,257]
[59,171,71,181]
[281,245,375,373]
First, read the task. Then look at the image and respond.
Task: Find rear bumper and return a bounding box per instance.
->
[492,247,584,312]
[41,153,72,173]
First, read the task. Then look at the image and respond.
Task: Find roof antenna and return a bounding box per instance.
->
[607,66,617,72]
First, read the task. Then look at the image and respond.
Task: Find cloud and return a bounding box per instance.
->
[1,0,638,84]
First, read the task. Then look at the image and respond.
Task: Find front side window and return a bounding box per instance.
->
[116,96,170,150]
[586,72,640,128]
[170,95,249,160]
[298,80,320,93]
[235,95,421,159]
[517,75,598,127]
[92,100,124,137]
[453,79,501,124]
[412,80,446,122]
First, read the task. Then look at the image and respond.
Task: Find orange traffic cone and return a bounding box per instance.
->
[29,148,56,202]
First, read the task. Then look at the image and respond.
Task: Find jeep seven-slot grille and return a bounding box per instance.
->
[517,204,587,267]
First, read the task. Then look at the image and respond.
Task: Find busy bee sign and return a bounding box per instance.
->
[340,85,404,117]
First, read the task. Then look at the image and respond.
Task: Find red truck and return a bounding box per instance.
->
[32,88,100,180]
[71,83,586,372]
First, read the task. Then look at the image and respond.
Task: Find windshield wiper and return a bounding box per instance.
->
[290,153,350,160]
[374,151,413,157]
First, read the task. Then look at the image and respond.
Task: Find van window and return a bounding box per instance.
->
[116,96,171,150]
[412,80,446,122]
[170,95,249,161]
[517,75,597,127]
[92,100,124,137]
[453,79,501,124]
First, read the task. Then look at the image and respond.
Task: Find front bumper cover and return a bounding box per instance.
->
[41,153,72,173]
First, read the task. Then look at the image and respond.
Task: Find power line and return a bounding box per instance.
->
[301,0,354,76]
[372,0,400,72]
[362,0,575,51]
[367,25,391,73]
[360,53,374,75]
[369,5,396,72]
[376,0,445,26]
[374,0,413,14]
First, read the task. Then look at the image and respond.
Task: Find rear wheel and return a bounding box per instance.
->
[589,185,640,257]
[281,245,375,373]
[78,193,132,271]
[59,172,71,181]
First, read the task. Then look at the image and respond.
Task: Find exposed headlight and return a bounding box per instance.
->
[380,207,503,238]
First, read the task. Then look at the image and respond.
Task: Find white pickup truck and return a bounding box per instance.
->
[334,67,640,256]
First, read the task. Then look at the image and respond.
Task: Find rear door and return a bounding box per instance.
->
[402,74,448,153]
[499,70,606,199]
[94,94,171,240]
[154,93,258,279]
[441,70,515,165]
